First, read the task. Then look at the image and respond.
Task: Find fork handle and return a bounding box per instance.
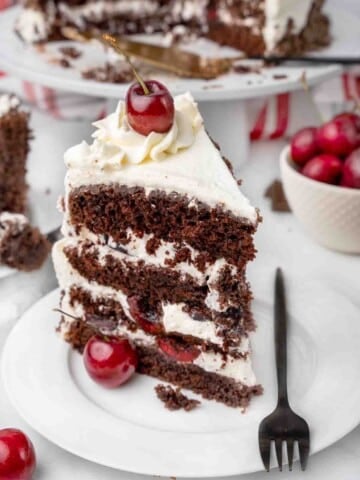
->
[274,268,289,406]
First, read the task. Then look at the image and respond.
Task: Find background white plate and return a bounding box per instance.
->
[0,6,347,101]
[3,284,360,478]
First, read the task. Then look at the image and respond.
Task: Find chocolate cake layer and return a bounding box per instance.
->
[62,243,256,336]
[63,318,262,408]
[0,108,31,214]
[67,185,258,268]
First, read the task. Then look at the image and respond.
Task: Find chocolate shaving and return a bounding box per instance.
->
[265,180,291,212]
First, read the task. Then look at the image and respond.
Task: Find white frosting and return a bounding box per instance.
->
[59,287,256,386]
[64,93,257,222]
[15,8,51,43]
[74,93,203,166]
[263,0,314,52]
[0,95,20,117]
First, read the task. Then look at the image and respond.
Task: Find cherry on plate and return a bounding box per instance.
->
[84,336,138,388]
[0,428,36,480]
[316,117,359,157]
[341,148,360,188]
[126,80,174,136]
[301,154,343,184]
[158,337,200,363]
[290,127,319,165]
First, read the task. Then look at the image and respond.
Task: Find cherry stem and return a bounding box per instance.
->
[300,71,324,124]
[101,33,150,95]
[53,308,79,321]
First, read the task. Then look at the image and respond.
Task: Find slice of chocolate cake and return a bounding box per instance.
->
[0,94,31,214]
[15,0,330,56]
[0,212,50,271]
[53,88,262,409]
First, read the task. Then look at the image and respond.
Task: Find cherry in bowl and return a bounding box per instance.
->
[290,127,319,166]
[316,116,359,157]
[341,148,360,188]
[301,154,343,184]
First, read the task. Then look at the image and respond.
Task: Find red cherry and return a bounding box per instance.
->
[301,154,343,184]
[84,336,138,388]
[290,127,319,165]
[333,112,360,132]
[158,337,200,363]
[0,429,36,480]
[316,117,359,157]
[126,80,174,136]
[341,148,360,188]
[128,296,163,335]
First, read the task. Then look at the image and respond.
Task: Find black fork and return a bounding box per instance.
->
[258,268,310,472]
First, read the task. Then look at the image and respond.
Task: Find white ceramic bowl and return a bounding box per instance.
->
[280,146,360,254]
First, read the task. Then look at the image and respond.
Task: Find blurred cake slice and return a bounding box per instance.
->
[0,94,31,214]
[15,0,330,56]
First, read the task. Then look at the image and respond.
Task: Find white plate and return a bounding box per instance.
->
[3,285,360,478]
[0,6,347,101]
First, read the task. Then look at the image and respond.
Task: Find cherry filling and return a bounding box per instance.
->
[158,337,201,363]
[128,295,164,335]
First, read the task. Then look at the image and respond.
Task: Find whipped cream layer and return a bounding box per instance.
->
[58,0,160,26]
[64,93,257,222]
[60,287,256,386]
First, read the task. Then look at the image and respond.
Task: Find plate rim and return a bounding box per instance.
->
[3,287,360,477]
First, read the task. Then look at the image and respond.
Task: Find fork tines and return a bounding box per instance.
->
[259,432,310,472]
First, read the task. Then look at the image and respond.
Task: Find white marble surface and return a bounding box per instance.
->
[1,125,360,478]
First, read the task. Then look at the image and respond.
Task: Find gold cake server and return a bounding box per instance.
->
[61,26,244,79]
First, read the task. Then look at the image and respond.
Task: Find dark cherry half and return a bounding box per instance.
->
[128,295,163,335]
[126,80,175,136]
[158,337,200,363]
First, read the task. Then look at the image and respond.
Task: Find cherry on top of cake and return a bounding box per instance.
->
[126,80,175,136]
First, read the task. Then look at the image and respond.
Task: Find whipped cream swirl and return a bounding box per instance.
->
[65,93,203,170]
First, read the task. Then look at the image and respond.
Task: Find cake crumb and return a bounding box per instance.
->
[59,46,82,59]
[155,385,200,412]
